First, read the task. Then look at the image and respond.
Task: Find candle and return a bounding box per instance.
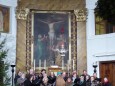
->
[62,59,64,70]
[39,59,41,70]
[44,59,46,69]
[67,60,69,75]
[34,59,35,71]
[73,59,74,70]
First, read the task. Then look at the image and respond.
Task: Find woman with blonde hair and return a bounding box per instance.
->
[56,75,66,86]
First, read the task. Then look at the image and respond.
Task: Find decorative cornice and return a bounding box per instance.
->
[16,7,29,20]
[74,9,87,22]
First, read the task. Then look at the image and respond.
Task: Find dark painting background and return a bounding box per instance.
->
[33,13,69,67]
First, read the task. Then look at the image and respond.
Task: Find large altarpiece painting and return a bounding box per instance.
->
[26,10,77,71]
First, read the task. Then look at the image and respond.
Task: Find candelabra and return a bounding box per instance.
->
[93,63,97,73]
[11,65,15,86]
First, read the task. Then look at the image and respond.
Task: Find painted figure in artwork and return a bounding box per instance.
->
[38,19,64,47]
[37,34,43,59]
[37,34,47,59]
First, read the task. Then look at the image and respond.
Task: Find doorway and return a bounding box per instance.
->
[100,61,115,86]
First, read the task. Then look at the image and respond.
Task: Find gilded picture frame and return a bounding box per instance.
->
[32,11,71,68]
[26,10,77,71]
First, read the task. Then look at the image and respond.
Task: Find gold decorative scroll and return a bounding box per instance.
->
[16,7,29,20]
[74,9,87,22]
[25,11,77,71]
[71,13,77,70]
[26,13,32,70]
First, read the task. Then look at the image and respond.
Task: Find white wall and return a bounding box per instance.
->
[86,0,115,77]
[0,0,17,84]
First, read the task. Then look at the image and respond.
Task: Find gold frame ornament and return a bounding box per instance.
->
[74,9,87,22]
[16,7,29,20]
[26,10,77,72]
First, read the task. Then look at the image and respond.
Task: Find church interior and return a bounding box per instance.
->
[0,0,115,86]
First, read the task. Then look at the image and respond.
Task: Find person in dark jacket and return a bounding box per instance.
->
[81,70,88,81]
[77,75,86,86]
[14,71,22,86]
[86,75,90,86]
[72,71,80,86]
[24,75,34,86]
[48,72,56,85]
[90,76,98,86]
[102,77,111,86]
[17,73,26,86]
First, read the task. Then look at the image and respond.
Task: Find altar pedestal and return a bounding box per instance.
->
[48,66,62,76]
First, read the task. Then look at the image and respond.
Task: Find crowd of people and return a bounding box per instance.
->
[14,69,112,86]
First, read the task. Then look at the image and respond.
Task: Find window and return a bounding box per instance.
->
[95,16,115,35]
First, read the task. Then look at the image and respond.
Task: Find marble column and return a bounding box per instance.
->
[86,9,95,38]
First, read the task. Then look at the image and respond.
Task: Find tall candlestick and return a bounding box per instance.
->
[67,60,69,76]
[62,59,64,70]
[73,59,74,70]
[39,59,41,70]
[34,59,35,71]
[44,59,46,69]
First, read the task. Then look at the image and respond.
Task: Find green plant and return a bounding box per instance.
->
[95,0,115,25]
[0,39,11,86]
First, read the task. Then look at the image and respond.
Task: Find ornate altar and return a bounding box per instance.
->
[16,0,87,73]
